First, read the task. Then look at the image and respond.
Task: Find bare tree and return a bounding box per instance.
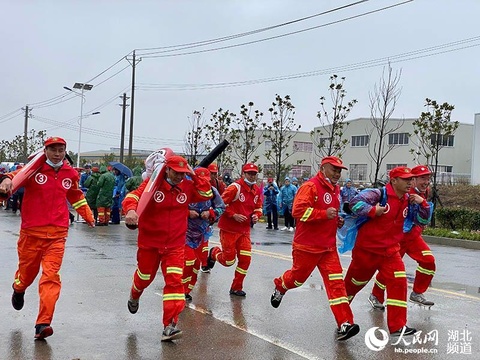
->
[311,75,357,165]
[204,108,237,175]
[0,129,47,162]
[367,64,403,184]
[230,102,265,174]
[263,94,302,183]
[184,109,209,166]
[410,98,458,225]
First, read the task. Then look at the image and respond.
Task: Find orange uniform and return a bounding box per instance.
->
[7,160,93,326]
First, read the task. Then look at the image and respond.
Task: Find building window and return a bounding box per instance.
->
[351,135,369,147]
[264,140,272,151]
[291,165,312,179]
[437,165,453,173]
[317,137,330,148]
[388,133,409,145]
[349,164,367,181]
[263,164,275,176]
[386,163,408,171]
[293,141,313,152]
[430,134,454,147]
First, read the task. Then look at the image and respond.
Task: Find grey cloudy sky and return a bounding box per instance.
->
[1,0,479,154]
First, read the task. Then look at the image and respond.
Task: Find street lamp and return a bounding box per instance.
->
[64,83,93,168]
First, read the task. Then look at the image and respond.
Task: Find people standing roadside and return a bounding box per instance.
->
[263,177,279,230]
[207,163,263,297]
[279,176,297,231]
[95,165,115,226]
[84,166,101,223]
[123,156,212,341]
[368,165,436,310]
[0,137,95,340]
[344,166,431,337]
[270,156,360,341]
[340,179,358,214]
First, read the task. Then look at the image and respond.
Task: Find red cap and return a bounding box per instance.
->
[242,163,259,173]
[194,167,210,179]
[320,156,348,170]
[411,165,432,177]
[267,177,274,182]
[44,137,66,147]
[92,166,100,173]
[389,166,414,179]
[166,155,192,173]
[208,163,219,173]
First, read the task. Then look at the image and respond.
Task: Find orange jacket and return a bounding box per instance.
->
[218,178,263,234]
[6,161,94,229]
[292,172,341,249]
[123,174,212,249]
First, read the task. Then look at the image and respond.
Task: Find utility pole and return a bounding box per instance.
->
[126,50,141,161]
[22,105,29,163]
[119,93,130,163]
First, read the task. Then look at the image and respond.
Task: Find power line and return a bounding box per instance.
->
[135,0,370,54]
[135,35,480,91]
[140,0,413,58]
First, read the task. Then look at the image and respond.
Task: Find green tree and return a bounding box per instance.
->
[410,98,458,225]
[124,157,144,171]
[100,153,116,166]
[204,108,237,175]
[263,94,302,183]
[311,75,357,163]
[184,109,209,167]
[367,64,403,184]
[230,102,265,176]
[0,129,47,162]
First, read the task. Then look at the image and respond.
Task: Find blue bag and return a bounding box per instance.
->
[337,187,387,254]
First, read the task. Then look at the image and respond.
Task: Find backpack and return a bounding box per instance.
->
[337,187,387,254]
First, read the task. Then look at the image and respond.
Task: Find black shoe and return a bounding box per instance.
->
[35,324,53,340]
[274,227,279,230]
[128,298,139,314]
[229,289,246,297]
[337,322,360,341]
[161,323,183,341]
[266,226,273,229]
[12,286,25,311]
[200,266,211,273]
[206,248,217,269]
[391,326,417,336]
[185,294,192,302]
[270,289,284,308]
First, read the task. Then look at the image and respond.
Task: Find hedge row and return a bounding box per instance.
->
[434,207,480,231]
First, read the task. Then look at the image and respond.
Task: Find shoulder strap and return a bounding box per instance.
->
[379,186,387,206]
[231,182,241,202]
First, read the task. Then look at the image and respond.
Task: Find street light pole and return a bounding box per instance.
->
[64,83,93,167]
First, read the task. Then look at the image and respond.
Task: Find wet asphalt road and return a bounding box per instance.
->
[0,210,479,360]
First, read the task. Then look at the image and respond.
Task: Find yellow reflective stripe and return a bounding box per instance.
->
[136,269,151,281]
[72,198,87,209]
[198,189,213,198]
[422,250,433,256]
[386,298,407,308]
[347,295,354,301]
[300,207,313,222]
[254,207,263,213]
[293,280,303,287]
[166,267,183,275]
[329,296,349,306]
[226,259,236,266]
[181,277,191,284]
[193,268,199,274]
[188,284,194,290]
[98,211,104,215]
[202,246,209,252]
[14,277,21,286]
[351,278,369,286]
[239,250,251,257]
[328,273,343,281]
[394,271,406,278]
[185,260,196,266]
[125,193,140,201]
[375,279,386,290]
[163,293,186,301]
[417,266,435,276]
[235,266,247,275]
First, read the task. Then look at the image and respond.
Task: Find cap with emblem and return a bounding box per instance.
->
[242,163,258,173]
[166,155,192,173]
[389,166,413,179]
[411,165,432,177]
[44,137,67,147]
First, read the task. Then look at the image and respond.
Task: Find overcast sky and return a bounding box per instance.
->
[1,0,479,154]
